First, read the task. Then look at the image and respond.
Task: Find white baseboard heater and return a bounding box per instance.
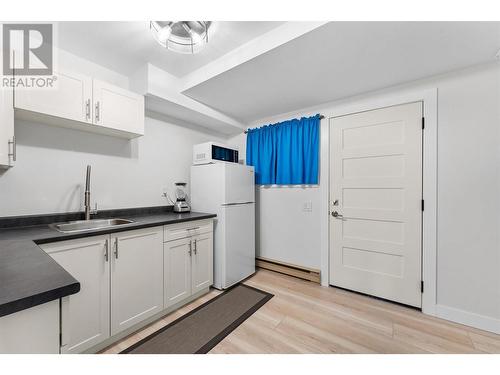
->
[255,256,321,284]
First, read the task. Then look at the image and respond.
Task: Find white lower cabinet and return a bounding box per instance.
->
[111,227,163,335]
[41,235,111,354]
[39,220,212,354]
[164,221,214,308]
[164,238,192,307]
[191,233,214,294]
[0,300,59,354]
[41,227,163,353]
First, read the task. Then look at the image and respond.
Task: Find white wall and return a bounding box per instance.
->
[431,63,499,323]
[231,61,500,330]
[57,48,129,90]
[0,48,224,217]
[228,133,322,269]
[0,117,224,217]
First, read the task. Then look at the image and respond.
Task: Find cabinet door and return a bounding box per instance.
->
[41,235,110,354]
[111,227,163,335]
[92,79,144,135]
[0,84,14,168]
[15,70,92,123]
[0,300,59,354]
[164,238,192,308]
[191,232,213,294]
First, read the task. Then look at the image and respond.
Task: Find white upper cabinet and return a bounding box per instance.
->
[15,70,92,124]
[13,71,144,139]
[0,85,14,168]
[110,227,163,336]
[41,235,111,354]
[92,79,144,136]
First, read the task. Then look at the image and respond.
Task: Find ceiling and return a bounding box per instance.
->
[55,21,500,132]
[145,94,240,136]
[56,21,285,77]
[183,22,500,123]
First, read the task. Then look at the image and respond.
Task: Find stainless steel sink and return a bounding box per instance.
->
[49,218,135,233]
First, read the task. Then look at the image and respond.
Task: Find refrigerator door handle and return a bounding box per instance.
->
[221,202,254,206]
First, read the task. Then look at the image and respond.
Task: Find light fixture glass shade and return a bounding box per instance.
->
[157,25,172,43]
[150,21,211,54]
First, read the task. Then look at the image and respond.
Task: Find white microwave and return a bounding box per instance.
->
[193,142,239,165]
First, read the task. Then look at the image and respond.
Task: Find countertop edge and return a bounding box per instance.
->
[34,213,217,244]
[0,282,81,318]
[0,212,217,318]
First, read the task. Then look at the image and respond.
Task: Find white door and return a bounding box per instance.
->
[41,235,110,354]
[111,227,163,335]
[15,70,92,123]
[92,79,144,135]
[219,203,255,289]
[191,233,214,294]
[329,102,423,308]
[0,84,14,168]
[164,237,192,308]
[224,164,255,204]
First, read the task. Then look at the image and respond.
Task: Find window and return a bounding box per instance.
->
[246,114,320,185]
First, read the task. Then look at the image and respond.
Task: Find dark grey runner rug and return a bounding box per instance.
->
[120,284,273,354]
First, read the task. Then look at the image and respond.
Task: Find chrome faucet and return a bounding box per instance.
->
[84,165,97,220]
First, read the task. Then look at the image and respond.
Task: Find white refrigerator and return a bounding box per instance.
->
[191,162,255,290]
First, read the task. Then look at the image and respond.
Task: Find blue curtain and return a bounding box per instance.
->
[246,114,320,185]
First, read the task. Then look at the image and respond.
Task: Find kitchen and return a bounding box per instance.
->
[1,4,500,374]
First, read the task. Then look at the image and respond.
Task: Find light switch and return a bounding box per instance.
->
[303,201,313,212]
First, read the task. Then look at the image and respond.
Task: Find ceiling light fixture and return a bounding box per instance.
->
[150,21,211,54]
[157,24,172,43]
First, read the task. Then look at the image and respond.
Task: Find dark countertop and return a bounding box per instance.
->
[0,210,216,318]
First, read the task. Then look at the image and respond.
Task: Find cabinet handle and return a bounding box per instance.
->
[193,239,197,255]
[114,238,118,259]
[188,240,192,257]
[104,239,109,262]
[85,99,91,120]
[95,101,100,122]
[187,227,200,231]
[8,136,16,162]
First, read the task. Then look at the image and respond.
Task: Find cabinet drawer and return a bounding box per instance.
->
[164,220,213,242]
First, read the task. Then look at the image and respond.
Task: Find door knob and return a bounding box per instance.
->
[331,211,343,218]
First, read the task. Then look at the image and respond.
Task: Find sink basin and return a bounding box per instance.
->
[49,218,135,233]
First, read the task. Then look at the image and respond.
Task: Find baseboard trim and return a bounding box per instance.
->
[83,288,211,354]
[256,256,321,284]
[436,304,500,334]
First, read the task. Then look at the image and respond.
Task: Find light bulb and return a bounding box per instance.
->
[189,29,204,45]
[157,25,172,43]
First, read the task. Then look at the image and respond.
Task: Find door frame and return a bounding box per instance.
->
[320,88,437,316]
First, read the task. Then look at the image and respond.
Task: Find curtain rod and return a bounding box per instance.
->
[243,115,325,134]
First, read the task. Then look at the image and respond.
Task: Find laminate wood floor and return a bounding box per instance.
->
[101,269,500,354]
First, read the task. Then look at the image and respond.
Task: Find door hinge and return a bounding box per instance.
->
[421,199,424,211]
[421,281,424,293]
[422,117,425,129]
